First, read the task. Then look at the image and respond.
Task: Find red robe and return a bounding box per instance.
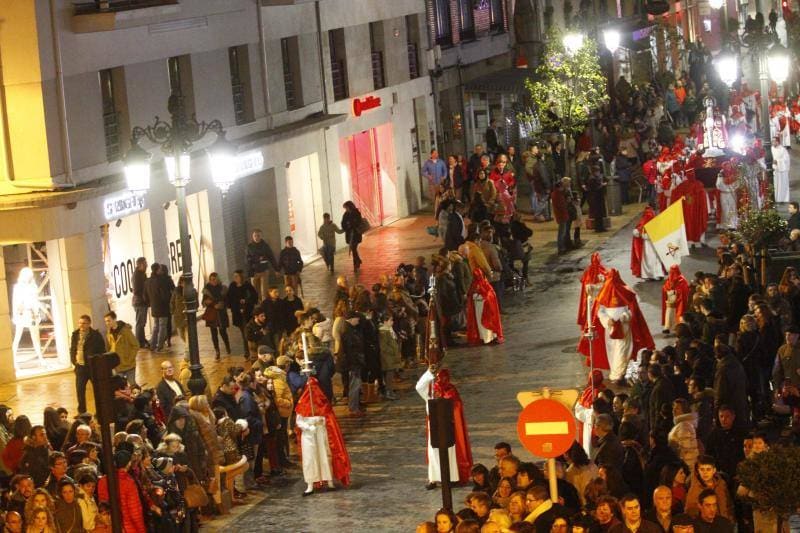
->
[466,268,504,345]
[577,269,655,370]
[578,252,608,328]
[671,176,708,242]
[433,369,473,482]
[661,264,690,325]
[295,377,351,487]
[631,207,656,278]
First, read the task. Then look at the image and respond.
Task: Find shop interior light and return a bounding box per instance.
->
[768,44,790,84]
[124,142,152,194]
[165,153,192,185]
[563,32,584,55]
[208,132,238,194]
[709,0,723,9]
[714,52,738,87]
[604,29,621,54]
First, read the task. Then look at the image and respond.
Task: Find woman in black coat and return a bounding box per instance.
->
[341,201,364,272]
[202,272,230,359]
[226,270,258,360]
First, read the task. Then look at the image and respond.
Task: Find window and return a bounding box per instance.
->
[369,22,386,90]
[406,14,421,80]
[489,0,505,32]
[281,37,304,110]
[328,28,349,101]
[167,55,195,118]
[228,45,255,124]
[98,67,129,162]
[430,0,452,46]
[459,0,475,40]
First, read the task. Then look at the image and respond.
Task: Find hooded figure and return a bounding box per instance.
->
[574,369,606,455]
[671,174,708,244]
[662,265,690,333]
[465,268,504,345]
[415,368,460,486]
[578,252,607,329]
[578,269,655,383]
[433,369,473,482]
[631,206,664,280]
[294,377,350,495]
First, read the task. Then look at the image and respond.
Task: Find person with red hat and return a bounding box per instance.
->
[671,167,708,245]
[578,269,655,385]
[662,264,690,335]
[631,206,664,280]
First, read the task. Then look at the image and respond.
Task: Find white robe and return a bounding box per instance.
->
[771,114,792,148]
[772,145,791,203]
[597,305,632,381]
[716,176,739,229]
[415,370,458,483]
[295,415,333,484]
[573,404,594,457]
[633,229,663,280]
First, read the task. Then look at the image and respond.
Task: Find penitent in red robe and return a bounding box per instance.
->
[630,207,656,279]
[578,252,608,329]
[661,264,690,326]
[295,377,351,487]
[671,175,708,243]
[433,369,473,483]
[466,268,504,345]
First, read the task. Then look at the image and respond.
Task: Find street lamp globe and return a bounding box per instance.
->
[124,142,152,194]
[708,0,723,9]
[714,52,738,87]
[563,32,584,55]
[165,153,192,186]
[603,29,620,54]
[768,44,790,84]
[208,133,238,194]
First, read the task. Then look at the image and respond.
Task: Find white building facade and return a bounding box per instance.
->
[0,0,435,383]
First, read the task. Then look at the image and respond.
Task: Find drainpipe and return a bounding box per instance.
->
[315,0,334,215]
[255,0,273,129]
[49,0,75,188]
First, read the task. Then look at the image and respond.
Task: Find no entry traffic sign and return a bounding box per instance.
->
[516,398,577,458]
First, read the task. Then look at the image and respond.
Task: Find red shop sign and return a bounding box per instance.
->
[352,95,381,117]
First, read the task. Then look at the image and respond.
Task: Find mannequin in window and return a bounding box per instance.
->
[11,267,43,367]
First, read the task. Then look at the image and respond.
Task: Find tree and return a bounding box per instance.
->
[522,27,608,138]
[737,446,800,524]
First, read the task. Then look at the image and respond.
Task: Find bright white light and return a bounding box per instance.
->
[769,49,790,84]
[709,0,723,9]
[209,151,236,194]
[563,32,585,55]
[165,154,191,185]
[604,29,621,54]
[731,134,745,154]
[703,19,712,32]
[715,53,738,87]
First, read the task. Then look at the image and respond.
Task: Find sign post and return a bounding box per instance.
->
[516,388,577,503]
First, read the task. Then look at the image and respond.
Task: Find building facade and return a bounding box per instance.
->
[0,0,435,383]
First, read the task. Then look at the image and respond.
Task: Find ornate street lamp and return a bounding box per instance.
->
[124,94,237,395]
[603,29,620,54]
[563,32,584,56]
[714,51,738,87]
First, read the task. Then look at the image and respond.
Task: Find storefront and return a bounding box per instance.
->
[285,153,324,261]
[164,190,215,286]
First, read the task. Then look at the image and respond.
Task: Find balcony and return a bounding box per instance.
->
[71,0,180,33]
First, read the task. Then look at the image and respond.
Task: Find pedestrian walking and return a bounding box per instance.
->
[341,201,365,273]
[226,270,258,360]
[103,311,139,386]
[69,315,106,414]
[422,148,447,208]
[246,229,278,301]
[202,272,230,359]
[132,257,149,349]
[145,263,171,353]
[278,236,304,294]
[317,213,343,272]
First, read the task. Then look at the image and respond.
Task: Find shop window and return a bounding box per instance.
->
[369,22,386,90]
[281,36,304,110]
[329,28,349,101]
[406,14,421,80]
[459,0,476,40]
[167,54,195,119]
[228,45,255,125]
[99,67,129,162]
[5,242,69,377]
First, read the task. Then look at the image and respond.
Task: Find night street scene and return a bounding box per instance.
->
[1,0,800,532]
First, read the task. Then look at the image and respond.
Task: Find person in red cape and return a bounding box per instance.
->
[671,171,708,244]
[662,264,690,335]
[574,369,606,454]
[631,206,663,280]
[466,268,504,345]
[295,376,351,495]
[578,269,655,385]
[578,252,608,329]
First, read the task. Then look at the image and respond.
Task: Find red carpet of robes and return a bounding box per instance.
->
[433,369,474,482]
[295,377,351,487]
[662,264,690,325]
[466,268,504,345]
[578,252,608,329]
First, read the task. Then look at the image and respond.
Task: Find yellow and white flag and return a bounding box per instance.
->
[644,199,690,268]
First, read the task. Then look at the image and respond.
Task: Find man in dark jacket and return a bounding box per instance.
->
[132,257,149,348]
[5,474,33,518]
[246,229,278,302]
[523,484,569,532]
[278,236,304,292]
[145,263,171,352]
[155,360,186,419]
[592,414,624,471]
[703,406,746,479]
[787,201,800,231]
[69,315,106,414]
[211,375,241,420]
[245,307,273,357]
[712,344,749,428]
[261,288,284,349]
[444,201,465,252]
[648,365,675,432]
[19,426,50,487]
[341,311,365,417]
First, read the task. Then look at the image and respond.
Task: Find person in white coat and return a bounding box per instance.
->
[772,137,791,203]
[416,367,459,488]
[667,398,699,469]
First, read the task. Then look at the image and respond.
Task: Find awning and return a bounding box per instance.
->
[463,68,537,94]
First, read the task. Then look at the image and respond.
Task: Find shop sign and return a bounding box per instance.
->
[232,150,265,180]
[104,192,146,221]
[352,95,381,117]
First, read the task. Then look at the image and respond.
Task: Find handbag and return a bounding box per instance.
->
[201,305,218,326]
[357,217,371,234]
[183,468,209,509]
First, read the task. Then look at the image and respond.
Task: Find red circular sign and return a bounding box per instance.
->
[516,399,577,459]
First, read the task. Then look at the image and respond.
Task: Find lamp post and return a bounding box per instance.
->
[603,29,620,114]
[124,94,237,395]
[709,0,729,35]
